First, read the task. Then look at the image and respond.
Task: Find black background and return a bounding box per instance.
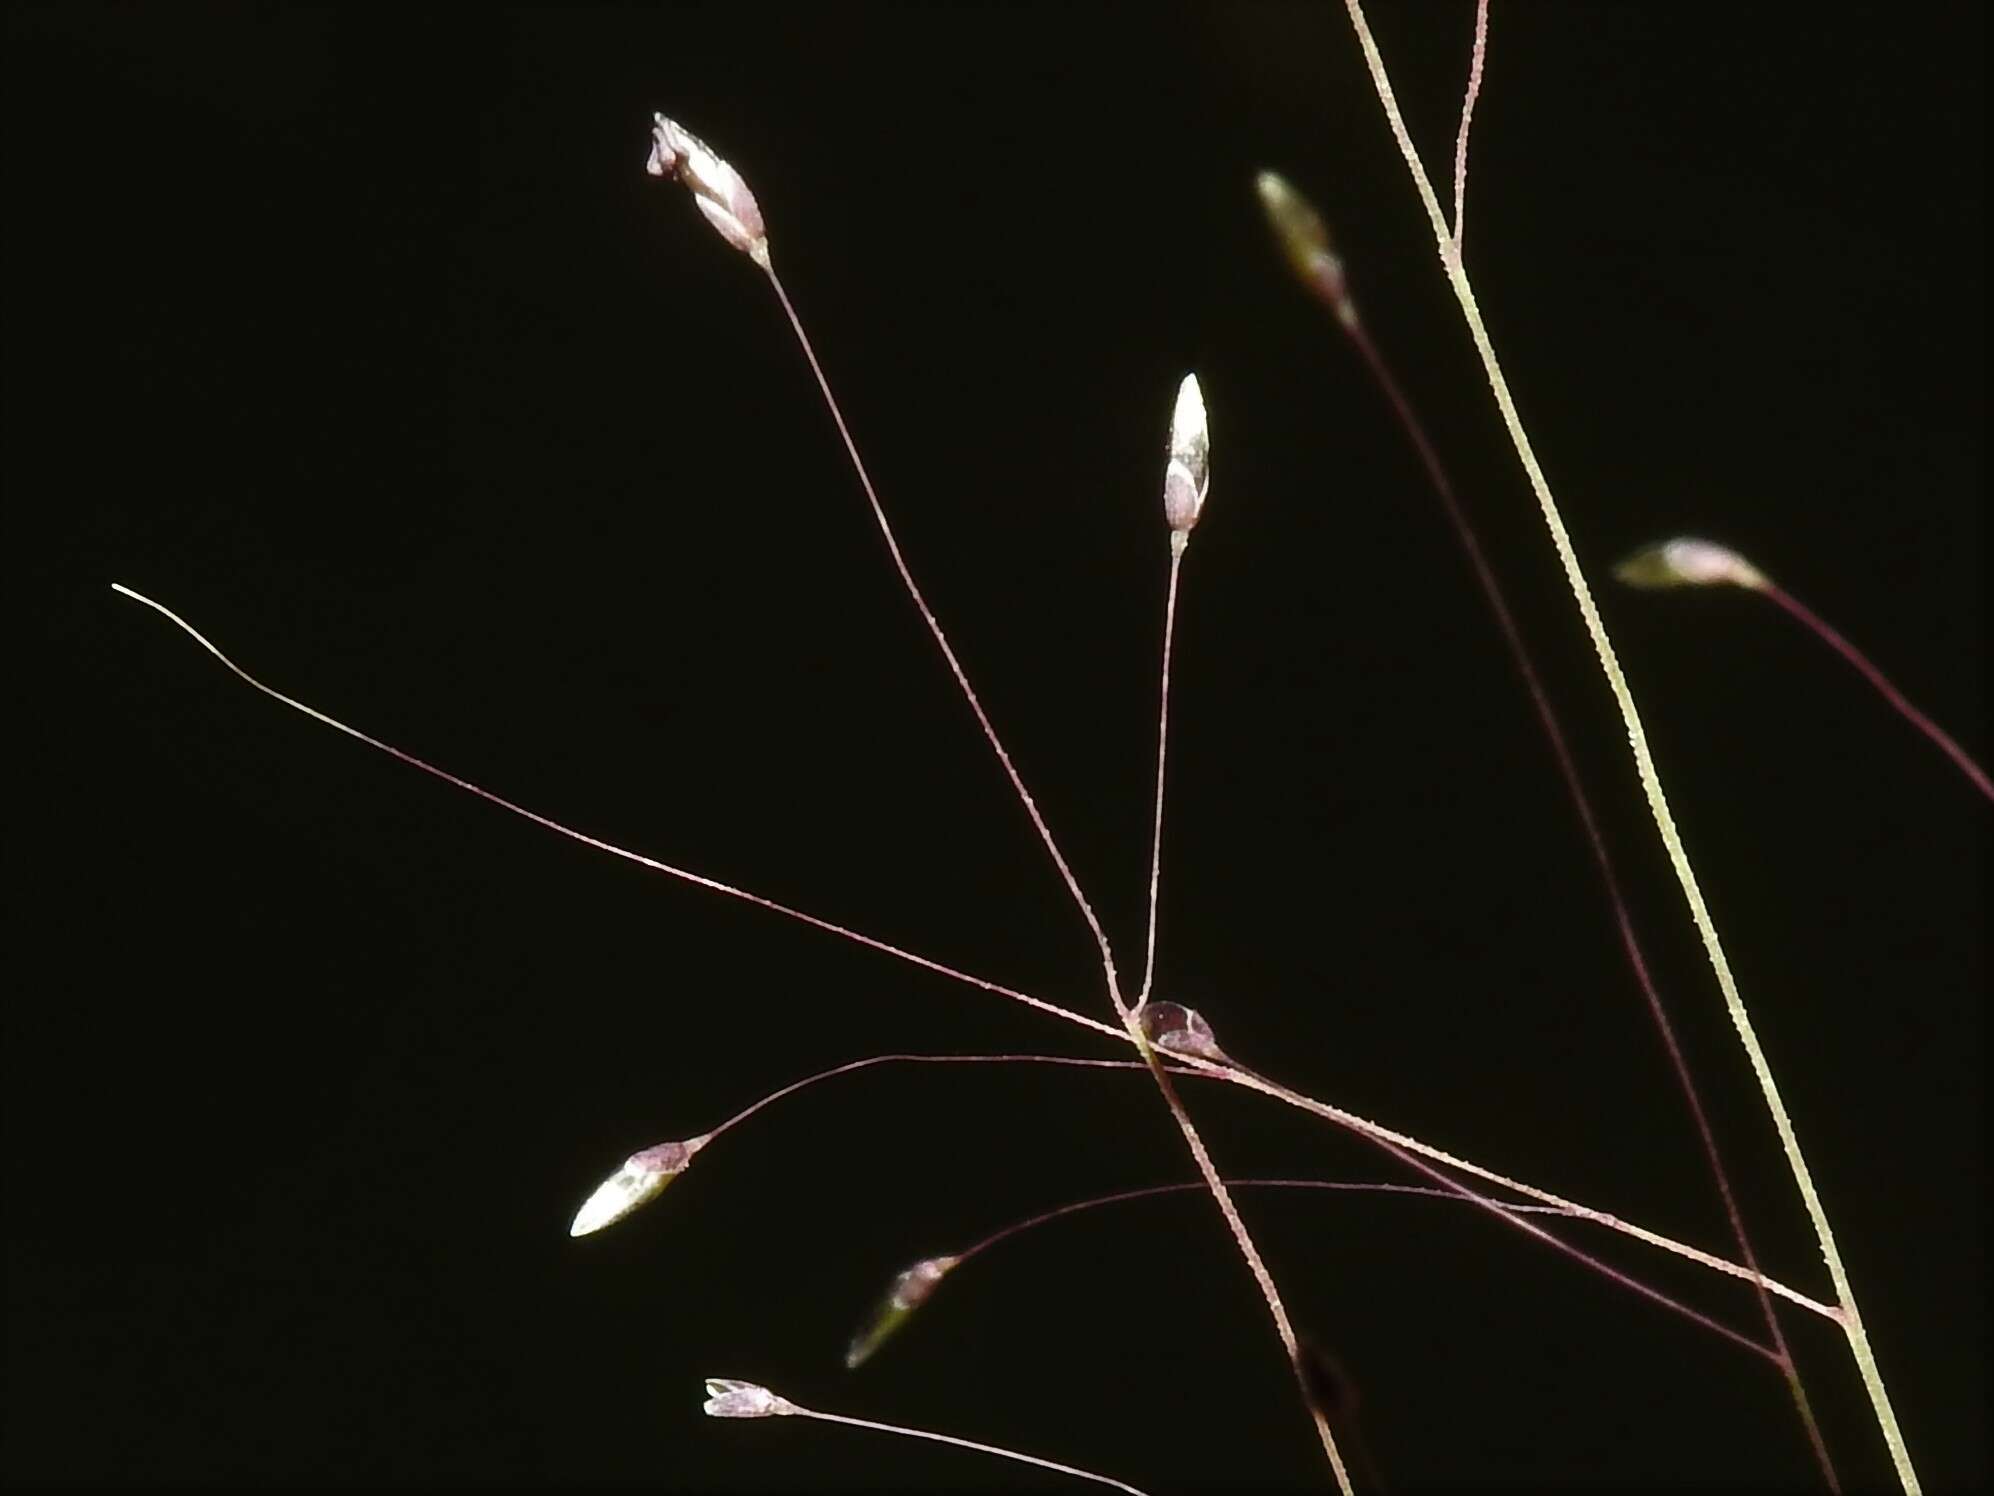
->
[11,5,1983,1492]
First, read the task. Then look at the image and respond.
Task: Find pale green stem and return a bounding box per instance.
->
[1338,4,1919,1489]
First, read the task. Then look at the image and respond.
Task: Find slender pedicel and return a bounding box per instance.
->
[645,112,1125,1009]
[109,583,1119,1045]
[1100,386,1350,1486]
[652,131,1357,1486]
[845,1177,1577,1369]
[1616,537,1991,801]
[700,1378,1151,1495]
[1136,375,1208,1012]
[569,1052,1151,1237]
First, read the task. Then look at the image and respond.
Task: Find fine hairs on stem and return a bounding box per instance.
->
[1340,2,1925,1489]
[1254,170,1831,1482]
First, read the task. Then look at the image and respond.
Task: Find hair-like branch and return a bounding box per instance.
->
[1451,0,1489,249]
[701,1379,1152,1494]
[113,581,1833,1326]
[109,583,1122,1048]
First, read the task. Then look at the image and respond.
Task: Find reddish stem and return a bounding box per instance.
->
[955,1177,1571,1266]
[1759,580,1992,802]
[1136,547,1186,1008]
[762,269,1131,1007]
[1334,318,1832,1478]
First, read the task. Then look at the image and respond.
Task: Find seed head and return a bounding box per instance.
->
[1612,538,1768,592]
[1255,171,1357,328]
[1163,374,1210,542]
[646,114,770,267]
[701,1378,793,1419]
[568,1136,707,1237]
[845,1254,960,1369]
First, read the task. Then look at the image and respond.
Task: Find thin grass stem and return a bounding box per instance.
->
[1306,266,1832,1478]
[955,1177,1572,1266]
[849,1161,1771,1383]
[702,1379,1151,1495]
[788,1405,1150,1495]
[108,583,1124,1046]
[1337,6,1918,1485]
[759,269,1128,1007]
[114,574,1349,1479]
[115,579,1837,1332]
[1758,580,1993,802]
[1126,1053,1356,1489]
[1450,0,1489,250]
[748,235,1348,1484]
[571,1053,1166,1237]
[1200,1059,1838,1322]
[1135,544,1186,1011]
[703,1051,1148,1146]
[848,1179,1571,1376]
[642,1037,1834,1349]
[1199,1056,1775,1360]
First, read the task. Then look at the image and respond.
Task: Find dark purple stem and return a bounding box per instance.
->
[955,1177,1569,1266]
[1760,580,1992,802]
[1337,318,1835,1482]
[706,1052,1146,1145]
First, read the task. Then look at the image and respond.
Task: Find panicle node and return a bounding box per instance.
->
[1139,1001,1229,1065]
